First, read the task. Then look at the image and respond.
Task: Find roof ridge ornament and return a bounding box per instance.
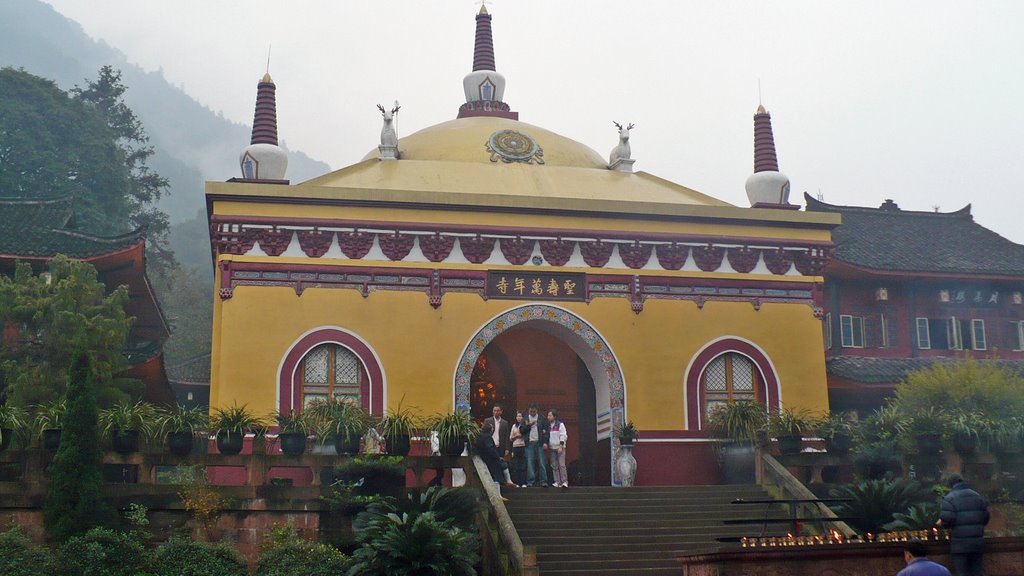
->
[378,102,401,160]
[608,121,635,173]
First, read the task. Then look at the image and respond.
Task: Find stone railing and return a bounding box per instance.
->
[758,452,855,537]
[471,456,539,576]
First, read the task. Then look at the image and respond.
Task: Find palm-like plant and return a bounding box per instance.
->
[830,478,933,534]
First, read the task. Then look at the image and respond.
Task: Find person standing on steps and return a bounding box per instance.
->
[490,404,515,487]
[547,409,569,488]
[510,410,528,487]
[476,420,507,501]
[524,403,549,487]
[938,473,989,576]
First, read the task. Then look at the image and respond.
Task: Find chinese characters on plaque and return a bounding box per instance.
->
[939,289,1022,306]
[486,271,586,301]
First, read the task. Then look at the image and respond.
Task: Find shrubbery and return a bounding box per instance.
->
[255,524,349,576]
[58,527,149,576]
[0,526,53,576]
[150,538,248,576]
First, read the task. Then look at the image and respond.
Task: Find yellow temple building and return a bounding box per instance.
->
[206,8,838,485]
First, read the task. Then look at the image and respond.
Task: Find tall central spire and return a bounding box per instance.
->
[744,104,791,207]
[472,5,496,72]
[238,72,288,182]
[752,105,779,173]
[458,6,517,120]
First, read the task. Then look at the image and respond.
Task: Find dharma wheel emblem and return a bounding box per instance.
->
[486,130,544,164]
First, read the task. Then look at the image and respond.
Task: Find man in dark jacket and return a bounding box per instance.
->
[938,474,989,576]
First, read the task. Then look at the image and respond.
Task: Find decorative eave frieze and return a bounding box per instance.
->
[216,260,825,317]
[209,215,834,277]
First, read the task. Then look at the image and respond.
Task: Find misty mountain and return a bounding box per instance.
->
[0,0,330,224]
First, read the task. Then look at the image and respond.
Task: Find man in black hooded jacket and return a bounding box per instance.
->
[937,474,989,576]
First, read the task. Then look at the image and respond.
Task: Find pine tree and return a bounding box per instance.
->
[43,352,111,541]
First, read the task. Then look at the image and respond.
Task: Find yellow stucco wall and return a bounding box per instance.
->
[210,264,829,430]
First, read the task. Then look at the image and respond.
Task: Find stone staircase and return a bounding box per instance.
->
[504,485,791,576]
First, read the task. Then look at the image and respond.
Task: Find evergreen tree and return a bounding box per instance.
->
[73,65,174,273]
[43,352,112,541]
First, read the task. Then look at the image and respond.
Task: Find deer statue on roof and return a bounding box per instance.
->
[609,121,634,166]
[377,102,401,160]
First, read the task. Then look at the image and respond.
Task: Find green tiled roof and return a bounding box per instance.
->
[805,193,1024,276]
[0,197,143,258]
[827,356,1024,385]
[166,353,211,385]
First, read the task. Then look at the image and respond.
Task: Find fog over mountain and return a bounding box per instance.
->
[0,0,330,224]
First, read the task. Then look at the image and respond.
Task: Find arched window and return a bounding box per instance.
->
[299,344,364,408]
[702,353,763,419]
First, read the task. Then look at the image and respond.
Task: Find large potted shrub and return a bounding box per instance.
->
[211,403,264,455]
[379,401,422,456]
[99,401,156,454]
[158,405,209,456]
[817,411,856,456]
[34,399,66,450]
[430,411,479,456]
[707,401,767,484]
[0,405,28,452]
[275,410,310,456]
[768,408,813,455]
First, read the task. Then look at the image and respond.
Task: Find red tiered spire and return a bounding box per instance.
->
[472,5,496,71]
[250,73,278,146]
[753,104,779,173]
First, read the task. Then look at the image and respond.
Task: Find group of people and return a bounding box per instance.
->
[476,403,569,499]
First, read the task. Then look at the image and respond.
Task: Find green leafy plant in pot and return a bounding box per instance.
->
[0,405,28,451]
[379,400,422,456]
[707,401,767,484]
[988,415,1024,458]
[616,420,639,446]
[948,409,986,457]
[768,407,814,455]
[308,397,372,455]
[275,410,311,456]
[211,403,265,455]
[816,411,857,456]
[898,407,945,456]
[33,399,66,450]
[99,401,156,454]
[157,405,208,456]
[430,410,480,456]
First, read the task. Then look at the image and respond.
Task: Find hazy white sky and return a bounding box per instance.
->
[45,0,1024,242]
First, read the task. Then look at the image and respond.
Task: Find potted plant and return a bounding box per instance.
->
[430,410,480,456]
[34,399,66,450]
[309,397,372,455]
[210,403,264,455]
[707,401,767,484]
[158,404,209,456]
[988,416,1023,458]
[379,400,422,456]
[816,411,856,456]
[900,407,945,456]
[948,409,985,457]
[0,405,28,452]
[616,420,639,446]
[768,408,814,455]
[99,400,156,454]
[275,410,311,456]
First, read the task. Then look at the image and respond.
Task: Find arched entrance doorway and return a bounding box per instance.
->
[454,305,627,485]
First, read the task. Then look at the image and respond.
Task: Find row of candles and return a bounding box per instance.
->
[741,528,951,548]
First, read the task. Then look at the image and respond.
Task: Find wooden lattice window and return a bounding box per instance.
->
[300,344,364,408]
[703,353,762,418]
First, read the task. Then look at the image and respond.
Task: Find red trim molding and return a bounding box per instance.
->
[685,339,780,430]
[278,328,384,416]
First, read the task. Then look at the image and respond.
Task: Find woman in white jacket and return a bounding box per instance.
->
[547,409,569,488]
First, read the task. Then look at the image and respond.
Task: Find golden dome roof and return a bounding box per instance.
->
[361,116,607,168]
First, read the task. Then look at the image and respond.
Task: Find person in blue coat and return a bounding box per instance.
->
[937,474,989,576]
[898,539,951,576]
